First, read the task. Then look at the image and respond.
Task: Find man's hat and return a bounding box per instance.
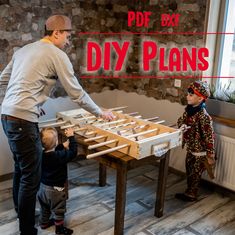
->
[45,15,72,31]
[188,81,210,100]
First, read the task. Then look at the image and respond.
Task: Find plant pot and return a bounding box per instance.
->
[206,99,235,120]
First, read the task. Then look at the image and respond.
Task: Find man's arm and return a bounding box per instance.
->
[53,52,115,120]
[0,60,13,84]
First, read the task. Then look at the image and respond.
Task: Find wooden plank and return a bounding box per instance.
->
[66,204,110,227]
[0,209,17,226]
[97,228,114,235]
[171,229,197,235]
[0,179,12,191]
[0,187,12,202]
[213,220,235,235]
[0,220,18,234]
[103,176,157,209]
[146,194,230,235]
[71,201,147,235]
[189,201,235,234]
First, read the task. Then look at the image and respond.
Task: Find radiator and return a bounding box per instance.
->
[203,134,235,191]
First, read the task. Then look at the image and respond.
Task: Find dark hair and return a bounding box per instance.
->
[44,26,53,36]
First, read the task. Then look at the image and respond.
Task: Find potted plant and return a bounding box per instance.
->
[206,82,235,120]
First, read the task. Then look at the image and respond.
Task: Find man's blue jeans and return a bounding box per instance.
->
[1,115,42,235]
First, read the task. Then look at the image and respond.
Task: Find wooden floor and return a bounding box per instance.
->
[1,158,235,235]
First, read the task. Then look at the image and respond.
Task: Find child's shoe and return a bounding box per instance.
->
[175,193,197,202]
[40,218,55,229]
[55,224,73,235]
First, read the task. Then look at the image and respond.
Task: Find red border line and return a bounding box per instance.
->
[80,75,235,79]
[78,32,235,35]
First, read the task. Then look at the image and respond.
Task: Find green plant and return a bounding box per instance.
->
[209,81,235,103]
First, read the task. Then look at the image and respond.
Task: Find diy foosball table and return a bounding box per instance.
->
[39,107,182,235]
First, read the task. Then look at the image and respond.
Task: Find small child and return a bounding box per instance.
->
[175,81,215,202]
[38,127,77,235]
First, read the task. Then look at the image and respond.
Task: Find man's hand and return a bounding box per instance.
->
[100,110,116,121]
[64,128,74,137]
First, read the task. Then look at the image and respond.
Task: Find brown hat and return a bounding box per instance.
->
[188,81,210,100]
[45,15,72,31]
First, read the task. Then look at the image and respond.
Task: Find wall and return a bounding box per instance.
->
[0,0,209,105]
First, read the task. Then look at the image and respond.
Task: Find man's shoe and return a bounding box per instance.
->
[175,193,197,202]
[56,225,73,235]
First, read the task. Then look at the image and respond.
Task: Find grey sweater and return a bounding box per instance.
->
[0,40,102,122]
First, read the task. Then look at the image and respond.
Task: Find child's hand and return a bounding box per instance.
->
[180,124,191,133]
[64,128,74,137]
[63,140,69,149]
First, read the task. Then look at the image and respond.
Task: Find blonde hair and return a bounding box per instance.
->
[41,127,58,151]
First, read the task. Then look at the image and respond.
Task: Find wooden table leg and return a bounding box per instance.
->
[155,150,170,217]
[114,164,127,235]
[99,163,107,187]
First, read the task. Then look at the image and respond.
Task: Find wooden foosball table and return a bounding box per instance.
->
[39,107,182,235]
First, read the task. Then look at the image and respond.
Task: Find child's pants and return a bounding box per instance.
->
[37,183,67,224]
[185,152,206,197]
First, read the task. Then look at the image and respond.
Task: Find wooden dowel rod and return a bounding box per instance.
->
[105,121,136,130]
[88,139,118,150]
[168,123,177,127]
[95,119,126,127]
[127,112,139,116]
[84,135,106,142]
[60,124,75,130]
[85,131,97,136]
[144,116,159,121]
[86,144,130,159]
[126,128,158,138]
[155,120,165,124]
[110,106,128,111]
[75,127,88,131]
[74,116,96,121]
[133,115,142,118]
[39,121,66,128]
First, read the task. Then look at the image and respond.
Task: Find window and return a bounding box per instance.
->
[218,0,235,90]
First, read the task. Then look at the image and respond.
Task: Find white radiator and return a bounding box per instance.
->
[203,134,235,191]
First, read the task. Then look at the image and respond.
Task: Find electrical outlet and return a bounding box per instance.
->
[174,79,181,88]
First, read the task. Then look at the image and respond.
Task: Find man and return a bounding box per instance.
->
[0,15,114,235]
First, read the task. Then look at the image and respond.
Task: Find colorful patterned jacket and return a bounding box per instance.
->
[177,108,215,156]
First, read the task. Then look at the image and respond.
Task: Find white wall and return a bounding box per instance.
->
[0,90,188,176]
[0,118,14,175]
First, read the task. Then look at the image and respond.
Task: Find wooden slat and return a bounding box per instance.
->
[126,129,158,139]
[189,201,235,234]
[146,194,230,235]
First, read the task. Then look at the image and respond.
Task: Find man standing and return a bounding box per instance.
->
[0,15,114,235]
